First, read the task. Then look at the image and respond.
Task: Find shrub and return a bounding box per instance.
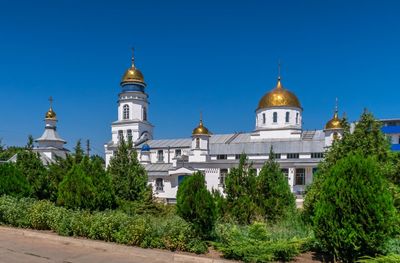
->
[0,163,32,197]
[0,196,33,227]
[176,171,215,237]
[29,200,54,230]
[357,254,400,263]
[313,153,398,262]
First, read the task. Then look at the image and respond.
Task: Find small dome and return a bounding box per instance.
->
[192,119,210,136]
[121,66,145,84]
[141,143,150,152]
[257,78,301,110]
[325,111,343,130]
[45,107,57,120]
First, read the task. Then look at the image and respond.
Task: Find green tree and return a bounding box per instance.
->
[256,148,295,221]
[16,150,48,199]
[313,153,398,262]
[0,163,32,197]
[224,154,259,224]
[107,137,150,202]
[57,164,96,210]
[176,171,215,237]
[304,111,394,220]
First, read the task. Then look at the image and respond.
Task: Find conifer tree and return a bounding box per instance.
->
[176,171,215,237]
[0,163,32,197]
[107,137,150,202]
[256,147,295,221]
[224,154,258,224]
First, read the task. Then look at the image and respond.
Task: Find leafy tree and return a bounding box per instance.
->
[0,163,32,197]
[176,171,215,237]
[313,153,398,262]
[304,111,394,220]
[57,164,96,210]
[256,148,295,221]
[224,154,259,224]
[107,137,150,202]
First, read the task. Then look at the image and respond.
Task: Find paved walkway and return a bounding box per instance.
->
[0,226,233,263]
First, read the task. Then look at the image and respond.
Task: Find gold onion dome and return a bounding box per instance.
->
[192,119,211,136]
[325,110,343,130]
[45,107,57,120]
[257,77,301,109]
[121,49,145,85]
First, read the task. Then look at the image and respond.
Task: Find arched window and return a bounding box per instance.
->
[123,104,129,120]
[285,112,290,123]
[296,113,299,124]
[262,113,266,124]
[273,112,278,123]
[143,107,147,121]
[195,138,200,149]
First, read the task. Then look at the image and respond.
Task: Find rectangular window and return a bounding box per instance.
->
[285,112,290,123]
[118,130,124,141]
[273,112,278,123]
[157,150,164,162]
[219,168,228,187]
[175,149,182,157]
[311,152,324,158]
[217,154,227,160]
[262,113,266,124]
[235,154,241,160]
[271,153,281,159]
[127,129,132,142]
[287,153,299,159]
[296,113,299,124]
[398,137,400,144]
[295,168,305,185]
[155,178,164,191]
[281,168,289,181]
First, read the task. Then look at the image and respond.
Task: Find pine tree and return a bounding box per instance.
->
[57,164,96,210]
[176,171,215,237]
[0,163,32,197]
[256,147,295,221]
[107,137,150,202]
[313,153,397,262]
[224,154,259,224]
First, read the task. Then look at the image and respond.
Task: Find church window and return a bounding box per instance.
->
[143,107,147,121]
[295,168,305,185]
[123,104,130,120]
[155,178,164,191]
[281,168,289,180]
[127,129,132,142]
[272,153,281,159]
[219,168,228,187]
[398,137,400,144]
[296,113,299,124]
[195,138,200,149]
[262,113,266,124]
[118,130,124,141]
[285,112,290,123]
[217,154,227,160]
[287,153,299,159]
[175,149,181,157]
[311,152,324,158]
[157,150,164,162]
[273,112,278,123]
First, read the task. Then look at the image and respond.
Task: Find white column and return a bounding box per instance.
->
[288,167,295,193]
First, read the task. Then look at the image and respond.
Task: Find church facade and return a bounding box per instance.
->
[104,54,344,203]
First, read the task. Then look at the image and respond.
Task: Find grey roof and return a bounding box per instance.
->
[35,128,66,143]
[138,130,325,155]
[144,163,174,177]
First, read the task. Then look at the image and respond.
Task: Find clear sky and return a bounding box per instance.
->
[0,0,399,156]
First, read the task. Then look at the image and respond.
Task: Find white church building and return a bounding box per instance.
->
[104,53,344,203]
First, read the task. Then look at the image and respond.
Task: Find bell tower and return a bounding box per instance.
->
[105,50,154,166]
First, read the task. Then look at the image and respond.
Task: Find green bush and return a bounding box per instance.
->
[176,171,215,237]
[0,195,207,254]
[0,163,32,197]
[213,214,313,262]
[357,254,400,263]
[313,153,398,262]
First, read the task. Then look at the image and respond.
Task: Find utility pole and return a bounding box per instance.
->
[86,139,91,157]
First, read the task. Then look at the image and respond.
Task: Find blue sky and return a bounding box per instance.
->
[0,0,399,156]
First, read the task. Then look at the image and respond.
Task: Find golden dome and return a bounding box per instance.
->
[121,66,145,84]
[45,107,57,120]
[192,119,210,136]
[121,49,145,85]
[325,111,342,130]
[257,77,301,109]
